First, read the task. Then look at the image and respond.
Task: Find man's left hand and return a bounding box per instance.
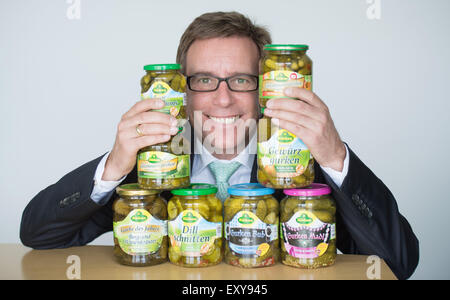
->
[263,87,346,172]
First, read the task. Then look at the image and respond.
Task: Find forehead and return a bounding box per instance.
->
[185,36,259,76]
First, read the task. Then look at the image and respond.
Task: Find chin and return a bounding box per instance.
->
[203,130,249,156]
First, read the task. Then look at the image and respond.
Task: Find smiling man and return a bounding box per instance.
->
[20,11,419,280]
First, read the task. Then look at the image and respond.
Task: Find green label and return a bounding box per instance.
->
[113,209,167,255]
[258,129,311,178]
[137,152,190,179]
[141,81,185,117]
[168,210,222,257]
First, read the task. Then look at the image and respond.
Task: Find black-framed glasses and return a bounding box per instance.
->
[186,74,259,92]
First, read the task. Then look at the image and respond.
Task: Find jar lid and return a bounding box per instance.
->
[171,183,218,196]
[228,183,275,196]
[116,183,160,196]
[283,183,331,197]
[264,44,309,51]
[143,64,181,71]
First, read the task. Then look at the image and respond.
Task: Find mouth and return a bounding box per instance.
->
[207,115,241,125]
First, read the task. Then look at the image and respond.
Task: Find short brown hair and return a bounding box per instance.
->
[176,11,272,73]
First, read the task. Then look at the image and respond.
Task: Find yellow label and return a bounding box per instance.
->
[256,243,270,257]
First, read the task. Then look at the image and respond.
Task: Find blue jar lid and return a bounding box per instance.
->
[227,183,275,196]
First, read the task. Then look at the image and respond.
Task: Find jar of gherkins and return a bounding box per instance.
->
[224,183,279,268]
[281,184,336,268]
[258,44,314,189]
[138,64,190,190]
[167,184,223,267]
[113,183,168,266]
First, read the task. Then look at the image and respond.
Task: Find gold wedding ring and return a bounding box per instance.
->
[136,124,143,137]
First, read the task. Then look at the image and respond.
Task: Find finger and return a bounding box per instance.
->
[121,111,177,130]
[281,87,327,110]
[264,108,320,132]
[137,123,180,137]
[274,118,313,145]
[122,98,165,119]
[120,123,176,140]
[264,98,317,118]
[135,134,171,150]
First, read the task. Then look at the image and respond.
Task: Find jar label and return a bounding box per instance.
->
[259,71,312,101]
[258,128,311,178]
[225,211,278,258]
[168,210,222,257]
[281,210,335,259]
[137,151,190,179]
[113,209,167,255]
[141,81,186,117]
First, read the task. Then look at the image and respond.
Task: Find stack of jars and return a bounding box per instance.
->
[112,45,337,269]
[256,44,336,268]
[113,63,192,267]
[112,64,224,268]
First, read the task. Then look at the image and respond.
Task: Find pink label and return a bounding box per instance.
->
[285,243,321,259]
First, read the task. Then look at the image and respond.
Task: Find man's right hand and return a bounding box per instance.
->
[102,98,179,181]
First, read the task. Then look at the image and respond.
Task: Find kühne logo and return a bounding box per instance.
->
[182,212,198,223]
[238,213,254,225]
[275,72,289,82]
[148,154,162,164]
[296,213,313,225]
[131,211,148,223]
[278,131,295,143]
[152,83,168,94]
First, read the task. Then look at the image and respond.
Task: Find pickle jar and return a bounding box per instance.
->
[167,184,223,267]
[224,183,279,268]
[257,44,315,189]
[280,184,336,268]
[138,64,190,190]
[113,183,168,266]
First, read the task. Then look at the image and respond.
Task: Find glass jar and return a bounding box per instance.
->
[280,184,336,268]
[138,64,190,190]
[167,184,223,267]
[224,183,279,268]
[113,183,168,266]
[258,44,315,189]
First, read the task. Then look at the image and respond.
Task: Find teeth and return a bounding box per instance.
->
[210,116,240,124]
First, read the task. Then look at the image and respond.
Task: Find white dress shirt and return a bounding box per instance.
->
[91,135,350,205]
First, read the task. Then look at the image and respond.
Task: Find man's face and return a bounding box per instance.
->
[185,36,260,156]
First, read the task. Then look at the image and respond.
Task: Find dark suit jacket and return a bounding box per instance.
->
[20,144,419,279]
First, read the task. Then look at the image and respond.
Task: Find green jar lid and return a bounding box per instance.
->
[264,44,309,51]
[116,183,160,196]
[143,64,181,71]
[171,183,218,196]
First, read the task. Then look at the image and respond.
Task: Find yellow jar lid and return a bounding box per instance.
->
[116,183,160,196]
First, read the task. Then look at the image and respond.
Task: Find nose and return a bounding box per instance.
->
[212,80,233,107]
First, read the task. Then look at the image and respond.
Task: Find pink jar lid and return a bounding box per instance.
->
[283,183,331,197]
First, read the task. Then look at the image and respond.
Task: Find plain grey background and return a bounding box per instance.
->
[1,0,449,279]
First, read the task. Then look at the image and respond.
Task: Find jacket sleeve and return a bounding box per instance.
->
[319,144,419,280]
[20,154,130,249]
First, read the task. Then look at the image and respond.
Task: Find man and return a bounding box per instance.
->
[20,11,419,279]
